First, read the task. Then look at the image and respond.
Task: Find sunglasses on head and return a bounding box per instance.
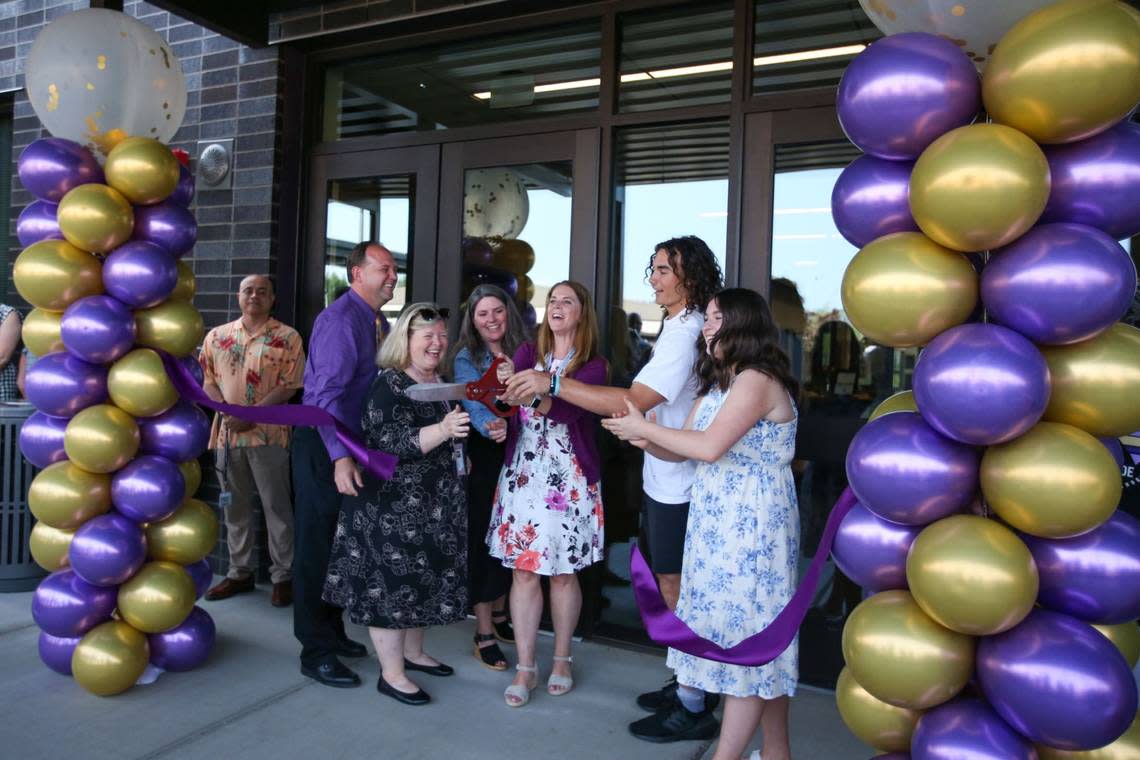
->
[416,307,450,322]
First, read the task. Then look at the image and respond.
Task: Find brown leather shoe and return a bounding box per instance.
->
[205,576,255,601]
[271,581,293,607]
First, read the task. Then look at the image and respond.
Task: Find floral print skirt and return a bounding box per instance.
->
[487,406,604,576]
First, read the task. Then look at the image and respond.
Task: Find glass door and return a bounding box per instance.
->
[303,145,440,334]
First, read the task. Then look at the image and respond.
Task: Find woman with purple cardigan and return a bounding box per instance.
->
[488,280,607,707]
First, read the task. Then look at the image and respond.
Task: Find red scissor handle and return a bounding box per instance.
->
[465,356,517,417]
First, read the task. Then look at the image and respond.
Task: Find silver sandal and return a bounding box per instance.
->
[547,655,573,696]
[504,663,537,707]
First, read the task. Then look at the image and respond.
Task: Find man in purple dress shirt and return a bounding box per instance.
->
[292,241,398,687]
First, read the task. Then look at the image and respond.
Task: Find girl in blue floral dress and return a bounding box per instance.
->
[603,288,800,760]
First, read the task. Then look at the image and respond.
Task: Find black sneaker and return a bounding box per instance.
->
[629,703,720,743]
[636,677,678,712]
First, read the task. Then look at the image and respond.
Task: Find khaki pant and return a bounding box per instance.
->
[216,445,294,584]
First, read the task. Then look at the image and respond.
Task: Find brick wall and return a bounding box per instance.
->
[2,0,287,583]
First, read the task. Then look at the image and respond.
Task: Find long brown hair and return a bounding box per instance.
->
[448,284,529,372]
[535,280,600,377]
[696,288,799,399]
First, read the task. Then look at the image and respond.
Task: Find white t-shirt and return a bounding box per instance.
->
[633,309,703,504]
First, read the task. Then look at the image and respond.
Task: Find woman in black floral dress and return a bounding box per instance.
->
[323,303,471,706]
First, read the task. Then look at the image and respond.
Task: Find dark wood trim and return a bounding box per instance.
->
[738,110,773,293]
[276,45,306,331]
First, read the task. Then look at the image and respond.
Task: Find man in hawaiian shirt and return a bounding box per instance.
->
[200,275,305,608]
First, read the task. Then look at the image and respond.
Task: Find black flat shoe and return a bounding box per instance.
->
[377,676,430,705]
[403,658,454,677]
[301,660,362,688]
[334,638,368,658]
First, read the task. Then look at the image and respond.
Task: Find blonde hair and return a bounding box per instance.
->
[535,280,600,377]
[377,302,447,370]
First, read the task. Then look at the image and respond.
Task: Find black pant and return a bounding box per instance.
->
[291,427,350,668]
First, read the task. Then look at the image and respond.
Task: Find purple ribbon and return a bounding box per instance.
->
[160,352,397,480]
[631,487,858,665]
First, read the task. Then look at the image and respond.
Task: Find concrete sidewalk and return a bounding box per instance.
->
[0,583,867,759]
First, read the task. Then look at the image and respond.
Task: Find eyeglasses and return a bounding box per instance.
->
[416,307,450,322]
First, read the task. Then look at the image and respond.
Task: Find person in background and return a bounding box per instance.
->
[16,347,36,400]
[199,275,304,608]
[324,303,470,706]
[603,288,800,760]
[293,241,399,688]
[491,281,607,707]
[628,312,651,374]
[505,236,723,741]
[0,304,21,402]
[450,284,530,671]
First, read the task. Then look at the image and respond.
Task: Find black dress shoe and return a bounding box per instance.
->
[301,660,362,688]
[334,638,368,658]
[377,677,430,705]
[403,658,454,677]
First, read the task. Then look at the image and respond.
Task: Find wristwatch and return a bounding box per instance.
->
[529,395,543,409]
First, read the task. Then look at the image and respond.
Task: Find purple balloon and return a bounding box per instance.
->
[31,569,117,638]
[138,400,210,462]
[186,559,214,600]
[978,609,1137,751]
[911,699,1034,760]
[521,302,537,328]
[846,412,979,525]
[148,605,216,672]
[466,265,518,297]
[1040,120,1140,240]
[837,33,980,160]
[168,164,195,207]
[983,224,1137,345]
[913,324,1050,446]
[17,200,62,247]
[1021,511,1140,624]
[19,411,70,469]
[871,756,910,760]
[102,241,179,309]
[17,137,102,203]
[24,351,108,418]
[1100,436,1126,469]
[831,156,919,248]
[179,355,204,387]
[462,237,494,267]
[831,501,922,591]
[68,513,147,587]
[60,295,137,364]
[132,200,198,258]
[38,631,82,676]
[112,455,186,524]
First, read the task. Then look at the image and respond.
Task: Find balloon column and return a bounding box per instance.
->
[833,1,1140,755]
[16,8,217,696]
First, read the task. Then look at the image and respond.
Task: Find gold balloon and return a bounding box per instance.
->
[108,348,178,418]
[907,515,1039,635]
[28,462,111,530]
[983,0,1140,145]
[135,301,204,358]
[21,308,64,356]
[103,137,180,205]
[869,391,918,421]
[170,260,196,302]
[56,183,134,254]
[1037,713,1140,760]
[981,422,1121,538]
[835,666,922,752]
[13,240,103,311]
[842,590,974,710]
[145,499,218,565]
[117,561,196,634]
[518,274,535,303]
[179,459,202,499]
[909,124,1050,252]
[1092,623,1140,668]
[63,404,140,474]
[1040,323,1140,437]
[840,232,978,347]
[29,522,75,571]
[492,239,536,276]
[71,621,149,697]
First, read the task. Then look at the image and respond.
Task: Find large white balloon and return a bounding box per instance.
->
[463,169,530,240]
[857,0,1056,69]
[25,9,187,159]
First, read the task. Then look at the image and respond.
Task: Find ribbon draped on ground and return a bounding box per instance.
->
[631,487,858,665]
[160,352,398,480]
